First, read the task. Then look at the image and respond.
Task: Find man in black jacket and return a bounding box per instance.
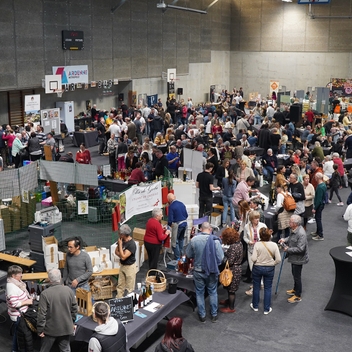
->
[153,149,168,179]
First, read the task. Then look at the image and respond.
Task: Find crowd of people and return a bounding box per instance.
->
[5,89,352,351]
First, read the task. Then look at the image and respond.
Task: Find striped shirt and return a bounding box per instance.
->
[6,282,29,321]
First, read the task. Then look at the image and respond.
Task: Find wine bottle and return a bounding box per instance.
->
[133,293,138,312]
[142,287,147,306]
[145,285,150,304]
[25,282,30,294]
[148,284,153,303]
[36,285,41,301]
[138,290,144,309]
[183,169,187,182]
[156,271,162,283]
[30,283,36,300]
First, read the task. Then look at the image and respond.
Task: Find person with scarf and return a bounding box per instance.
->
[6,265,33,352]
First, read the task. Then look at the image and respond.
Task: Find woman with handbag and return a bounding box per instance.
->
[250,228,281,315]
[219,228,243,313]
[6,265,33,352]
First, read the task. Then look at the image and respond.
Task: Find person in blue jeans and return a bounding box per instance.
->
[222,170,237,226]
[167,193,188,260]
[186,222,224,323]
[250,228,281,314]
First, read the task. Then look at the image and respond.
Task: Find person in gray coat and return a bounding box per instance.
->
[37,268,77,352]
[279,215,309,304]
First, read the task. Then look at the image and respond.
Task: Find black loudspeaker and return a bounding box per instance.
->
[177,88,183,95]
[289,104,302,123]
[118,93,124,101]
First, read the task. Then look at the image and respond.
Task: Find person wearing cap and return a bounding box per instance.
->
[88,301,127,352]
[114,224,137,298]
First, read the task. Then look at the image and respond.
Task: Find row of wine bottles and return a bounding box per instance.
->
[25,281,47,301]
[131,282,154,312]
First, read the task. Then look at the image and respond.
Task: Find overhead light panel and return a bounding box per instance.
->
[156,0,219,15]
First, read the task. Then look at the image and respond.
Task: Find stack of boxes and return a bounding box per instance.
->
[0,205,11,233]
[84,246,112,270]
[110,240,143,273]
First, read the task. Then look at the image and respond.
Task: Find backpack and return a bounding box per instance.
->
[282,192,296,212]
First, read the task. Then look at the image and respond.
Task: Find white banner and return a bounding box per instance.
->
[121,182,162,222]
[52,65,89,84]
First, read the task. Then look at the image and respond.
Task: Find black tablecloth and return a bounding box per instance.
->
[244,147,265,156]
[74,117,93,130]
[98,178,130,193]
[164,271,195,292]
[325,246,352,316]
[75,290,189,349]
[73,131,99,148]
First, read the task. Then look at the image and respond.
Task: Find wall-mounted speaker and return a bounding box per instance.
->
[118,93,124,101]
[177,88,183,95]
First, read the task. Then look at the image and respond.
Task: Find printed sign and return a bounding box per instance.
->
[52,65,89,84]
[109,297,134,322]
[120,182,162,222]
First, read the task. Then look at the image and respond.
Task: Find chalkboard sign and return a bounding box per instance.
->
[109,297,134,323]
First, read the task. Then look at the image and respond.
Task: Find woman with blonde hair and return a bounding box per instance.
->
[243,211,267,293]
[302,174,315,230]
[291,164,303,183]
[164,112,171,130]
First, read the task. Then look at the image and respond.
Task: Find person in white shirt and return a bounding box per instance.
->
[266,104,275,120]
[322,155,334,178]
[108,120,121,139]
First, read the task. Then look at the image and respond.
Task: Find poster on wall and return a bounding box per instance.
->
[24,94,41,122]
[331,78,352,96]
[52,65,89,84]
[41,108,60,135]
[119,182,162,223]
[138,94,147,107]
[269,80,280,97]
[147,94,158,107]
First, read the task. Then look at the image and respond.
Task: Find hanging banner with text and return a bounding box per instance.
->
[120,182,162,223]
[52,65,89,84]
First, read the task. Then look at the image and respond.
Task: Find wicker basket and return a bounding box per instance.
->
[146,269,166,292]
[90,278,113,300]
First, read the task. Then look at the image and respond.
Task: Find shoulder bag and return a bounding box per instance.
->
[219,260,233,287]
[262,241,275,260]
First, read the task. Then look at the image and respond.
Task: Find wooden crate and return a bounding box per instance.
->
[76,288,92,316]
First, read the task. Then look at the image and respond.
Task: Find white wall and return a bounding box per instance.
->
[230,51,352,100]
[132,51,231,105]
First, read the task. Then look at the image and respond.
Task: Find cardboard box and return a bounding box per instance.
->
[42,236,58,258]
[58,251,66,261]
[132,228,145,242]
[99,247,110,263]
[84,246,101,266]
[210,212,221,227]
[100,260,112,269]
[59,260,66,269]
[45,262,59,271]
